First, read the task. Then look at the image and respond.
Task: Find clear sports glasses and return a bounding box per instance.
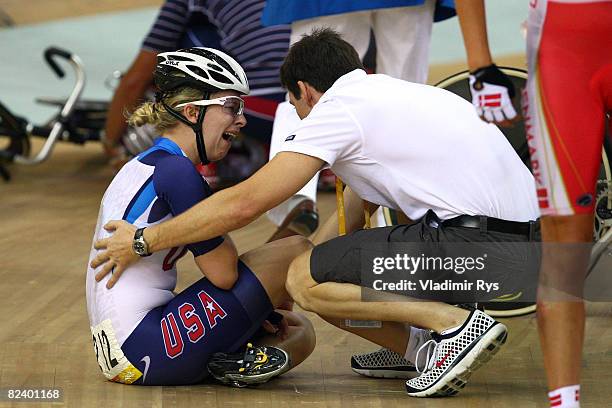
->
[175,96,245,116]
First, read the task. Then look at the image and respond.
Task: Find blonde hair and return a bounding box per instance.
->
[128,88,203,132]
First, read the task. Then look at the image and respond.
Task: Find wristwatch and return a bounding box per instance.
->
[133,227,152,257]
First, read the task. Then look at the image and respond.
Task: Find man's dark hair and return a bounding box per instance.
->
[280,28,364,98]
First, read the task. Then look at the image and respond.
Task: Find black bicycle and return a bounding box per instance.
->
[0,46,109,181]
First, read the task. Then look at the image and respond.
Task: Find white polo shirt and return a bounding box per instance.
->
[279,69,538,221]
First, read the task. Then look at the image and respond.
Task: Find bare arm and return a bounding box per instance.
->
[146,152,324,250]
[455,0,493,71]
[92,152,324,285]
[193,238,238,290]
[456,0,518,125]
[103,50,157,156]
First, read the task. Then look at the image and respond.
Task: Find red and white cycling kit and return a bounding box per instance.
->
[523,0,612,215]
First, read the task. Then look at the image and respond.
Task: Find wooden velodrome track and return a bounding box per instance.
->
[1,2,611,407]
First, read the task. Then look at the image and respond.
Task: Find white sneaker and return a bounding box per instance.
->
[405,309,508,397]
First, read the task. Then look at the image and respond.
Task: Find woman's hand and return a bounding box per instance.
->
[90,220,139,289]
[261,311,289,341]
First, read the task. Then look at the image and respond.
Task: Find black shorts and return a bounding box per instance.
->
[310,210,540,302]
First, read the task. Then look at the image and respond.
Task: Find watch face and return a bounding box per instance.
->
[134,241,146,254]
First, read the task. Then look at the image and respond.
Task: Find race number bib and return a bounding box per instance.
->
[90,319,142,384]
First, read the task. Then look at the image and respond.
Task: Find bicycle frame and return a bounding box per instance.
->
[15,48,86,165]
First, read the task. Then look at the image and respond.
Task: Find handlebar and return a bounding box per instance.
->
[14,47,86,165]
[43,47,72,78]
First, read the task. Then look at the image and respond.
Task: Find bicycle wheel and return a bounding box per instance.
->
[384,68,534,317]
[594,114,612,243]
[0,101,31,157]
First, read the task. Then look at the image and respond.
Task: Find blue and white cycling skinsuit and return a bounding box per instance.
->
[86,138,272,385]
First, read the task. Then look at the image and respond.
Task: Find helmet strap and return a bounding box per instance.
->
[193,106,209,165]
[161,92,210,165]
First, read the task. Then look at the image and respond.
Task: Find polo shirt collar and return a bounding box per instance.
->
[326,69,367,94]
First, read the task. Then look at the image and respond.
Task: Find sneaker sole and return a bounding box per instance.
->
[217,348,292,387]
[351,367,419,379]
[406,323,508,397]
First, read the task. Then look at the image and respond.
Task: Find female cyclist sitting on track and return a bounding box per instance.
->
[86,47,315,386]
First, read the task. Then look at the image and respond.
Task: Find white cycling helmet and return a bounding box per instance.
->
[154,47,249,95]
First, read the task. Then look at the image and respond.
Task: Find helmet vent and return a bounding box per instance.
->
[167,55,193,62]
[209,71,233,84]
[207,63,223,72]
[187,65,209,79]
